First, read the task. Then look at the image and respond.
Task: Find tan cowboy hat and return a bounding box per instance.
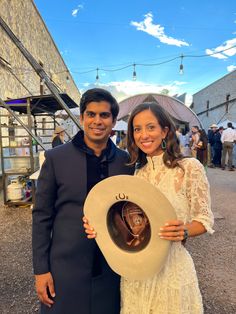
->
[54,125,65,134]
[210,123,218,128]
[83,175,176,280]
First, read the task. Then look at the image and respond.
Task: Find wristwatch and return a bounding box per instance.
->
[183,228,189,240]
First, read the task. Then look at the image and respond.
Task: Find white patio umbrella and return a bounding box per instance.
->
[113,120,128,131]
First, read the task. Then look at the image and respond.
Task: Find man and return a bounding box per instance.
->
[32,88,134,314]
[221,122,236,171]
[207,123,218,167]
[212,126,223,167]
[51,125,66,148]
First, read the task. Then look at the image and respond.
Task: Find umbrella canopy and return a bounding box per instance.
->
[118,93,201,128]
[113,120,128,131]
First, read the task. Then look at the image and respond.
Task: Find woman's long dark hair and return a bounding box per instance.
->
[127,102,183,169]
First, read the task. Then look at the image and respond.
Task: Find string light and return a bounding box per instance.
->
[1,44,236,83]
[132,63,137,81]
[95,68,99,82]
[179,54,184,75]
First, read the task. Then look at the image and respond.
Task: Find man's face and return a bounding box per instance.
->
[80,101,116,148]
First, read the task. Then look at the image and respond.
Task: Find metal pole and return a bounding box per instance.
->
[0,97,46,150]
[0,15,81,130]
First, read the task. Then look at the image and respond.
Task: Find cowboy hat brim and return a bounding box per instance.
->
[84,175,176,280]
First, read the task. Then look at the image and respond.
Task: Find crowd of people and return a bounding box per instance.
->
[52,109,236,172]
[176,122,236,171]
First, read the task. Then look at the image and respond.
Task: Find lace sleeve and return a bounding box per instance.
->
[185,159,214,234]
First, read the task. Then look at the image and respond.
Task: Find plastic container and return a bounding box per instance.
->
[7,180,23,201]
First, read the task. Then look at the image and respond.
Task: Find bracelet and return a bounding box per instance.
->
[183,229,189,240]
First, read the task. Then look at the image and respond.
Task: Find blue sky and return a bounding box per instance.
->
[34,0,236,104]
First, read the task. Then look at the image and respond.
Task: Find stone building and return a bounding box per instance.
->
[191,70,236,130]
[0,0,81,177]
[0,0,80,103]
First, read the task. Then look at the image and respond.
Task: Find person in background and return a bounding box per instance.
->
[84,103,214,314]
[207,124,218,167]
[212,126,223,167]
[175,125,184,154]
[190,125,200,158]
[221,122,236,171]
[110,130,117,145]
[52,125,66,148]
[182,128,192,156]
[118,131,127,150]
[196,129,208,167]
[32,88,134,314]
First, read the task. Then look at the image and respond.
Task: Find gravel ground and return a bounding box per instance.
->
[0,168,235,314]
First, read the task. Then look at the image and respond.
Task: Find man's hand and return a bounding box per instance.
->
[35,272,55,307]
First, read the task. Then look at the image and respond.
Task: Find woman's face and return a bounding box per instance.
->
[132,109,168,157]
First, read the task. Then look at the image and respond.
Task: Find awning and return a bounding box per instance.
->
[3,93,79,114]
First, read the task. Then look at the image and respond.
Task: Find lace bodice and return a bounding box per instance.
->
[136,155,214,234]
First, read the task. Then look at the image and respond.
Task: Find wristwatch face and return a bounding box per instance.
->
[107,201,151,252]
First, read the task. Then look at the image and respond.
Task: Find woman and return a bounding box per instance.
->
[84,103,214,314]
[52,125,66,148]
[196,129,208,167]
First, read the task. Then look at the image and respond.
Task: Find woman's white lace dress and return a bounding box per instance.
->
[121,155,214,314]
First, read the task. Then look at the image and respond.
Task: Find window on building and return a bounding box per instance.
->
[226,94,230,113]
[206,100,209,117]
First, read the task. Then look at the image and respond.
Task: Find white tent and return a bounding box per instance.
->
[113,120,128,131]
[118,93,202,128]
[217,119,236,128]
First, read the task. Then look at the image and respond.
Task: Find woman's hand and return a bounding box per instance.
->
[82,216,97,239]
[158,219,187,242]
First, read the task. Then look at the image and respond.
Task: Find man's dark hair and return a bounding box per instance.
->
[227,122,233,128]
[79,88,119,121]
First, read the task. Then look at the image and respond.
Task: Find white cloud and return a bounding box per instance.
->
[81,80,186,102]
[205,38,236,59]
[227,65,236,72]
[83,82,90,87]
[131,12,190,47]
[172,81,187,86]
[72,4,83,17]
[205,49,227,59]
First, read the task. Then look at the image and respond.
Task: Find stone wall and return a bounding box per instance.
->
[0,0,80,104]
[192,70,236,130]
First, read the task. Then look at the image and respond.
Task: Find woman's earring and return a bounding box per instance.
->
[161,139,167,150]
